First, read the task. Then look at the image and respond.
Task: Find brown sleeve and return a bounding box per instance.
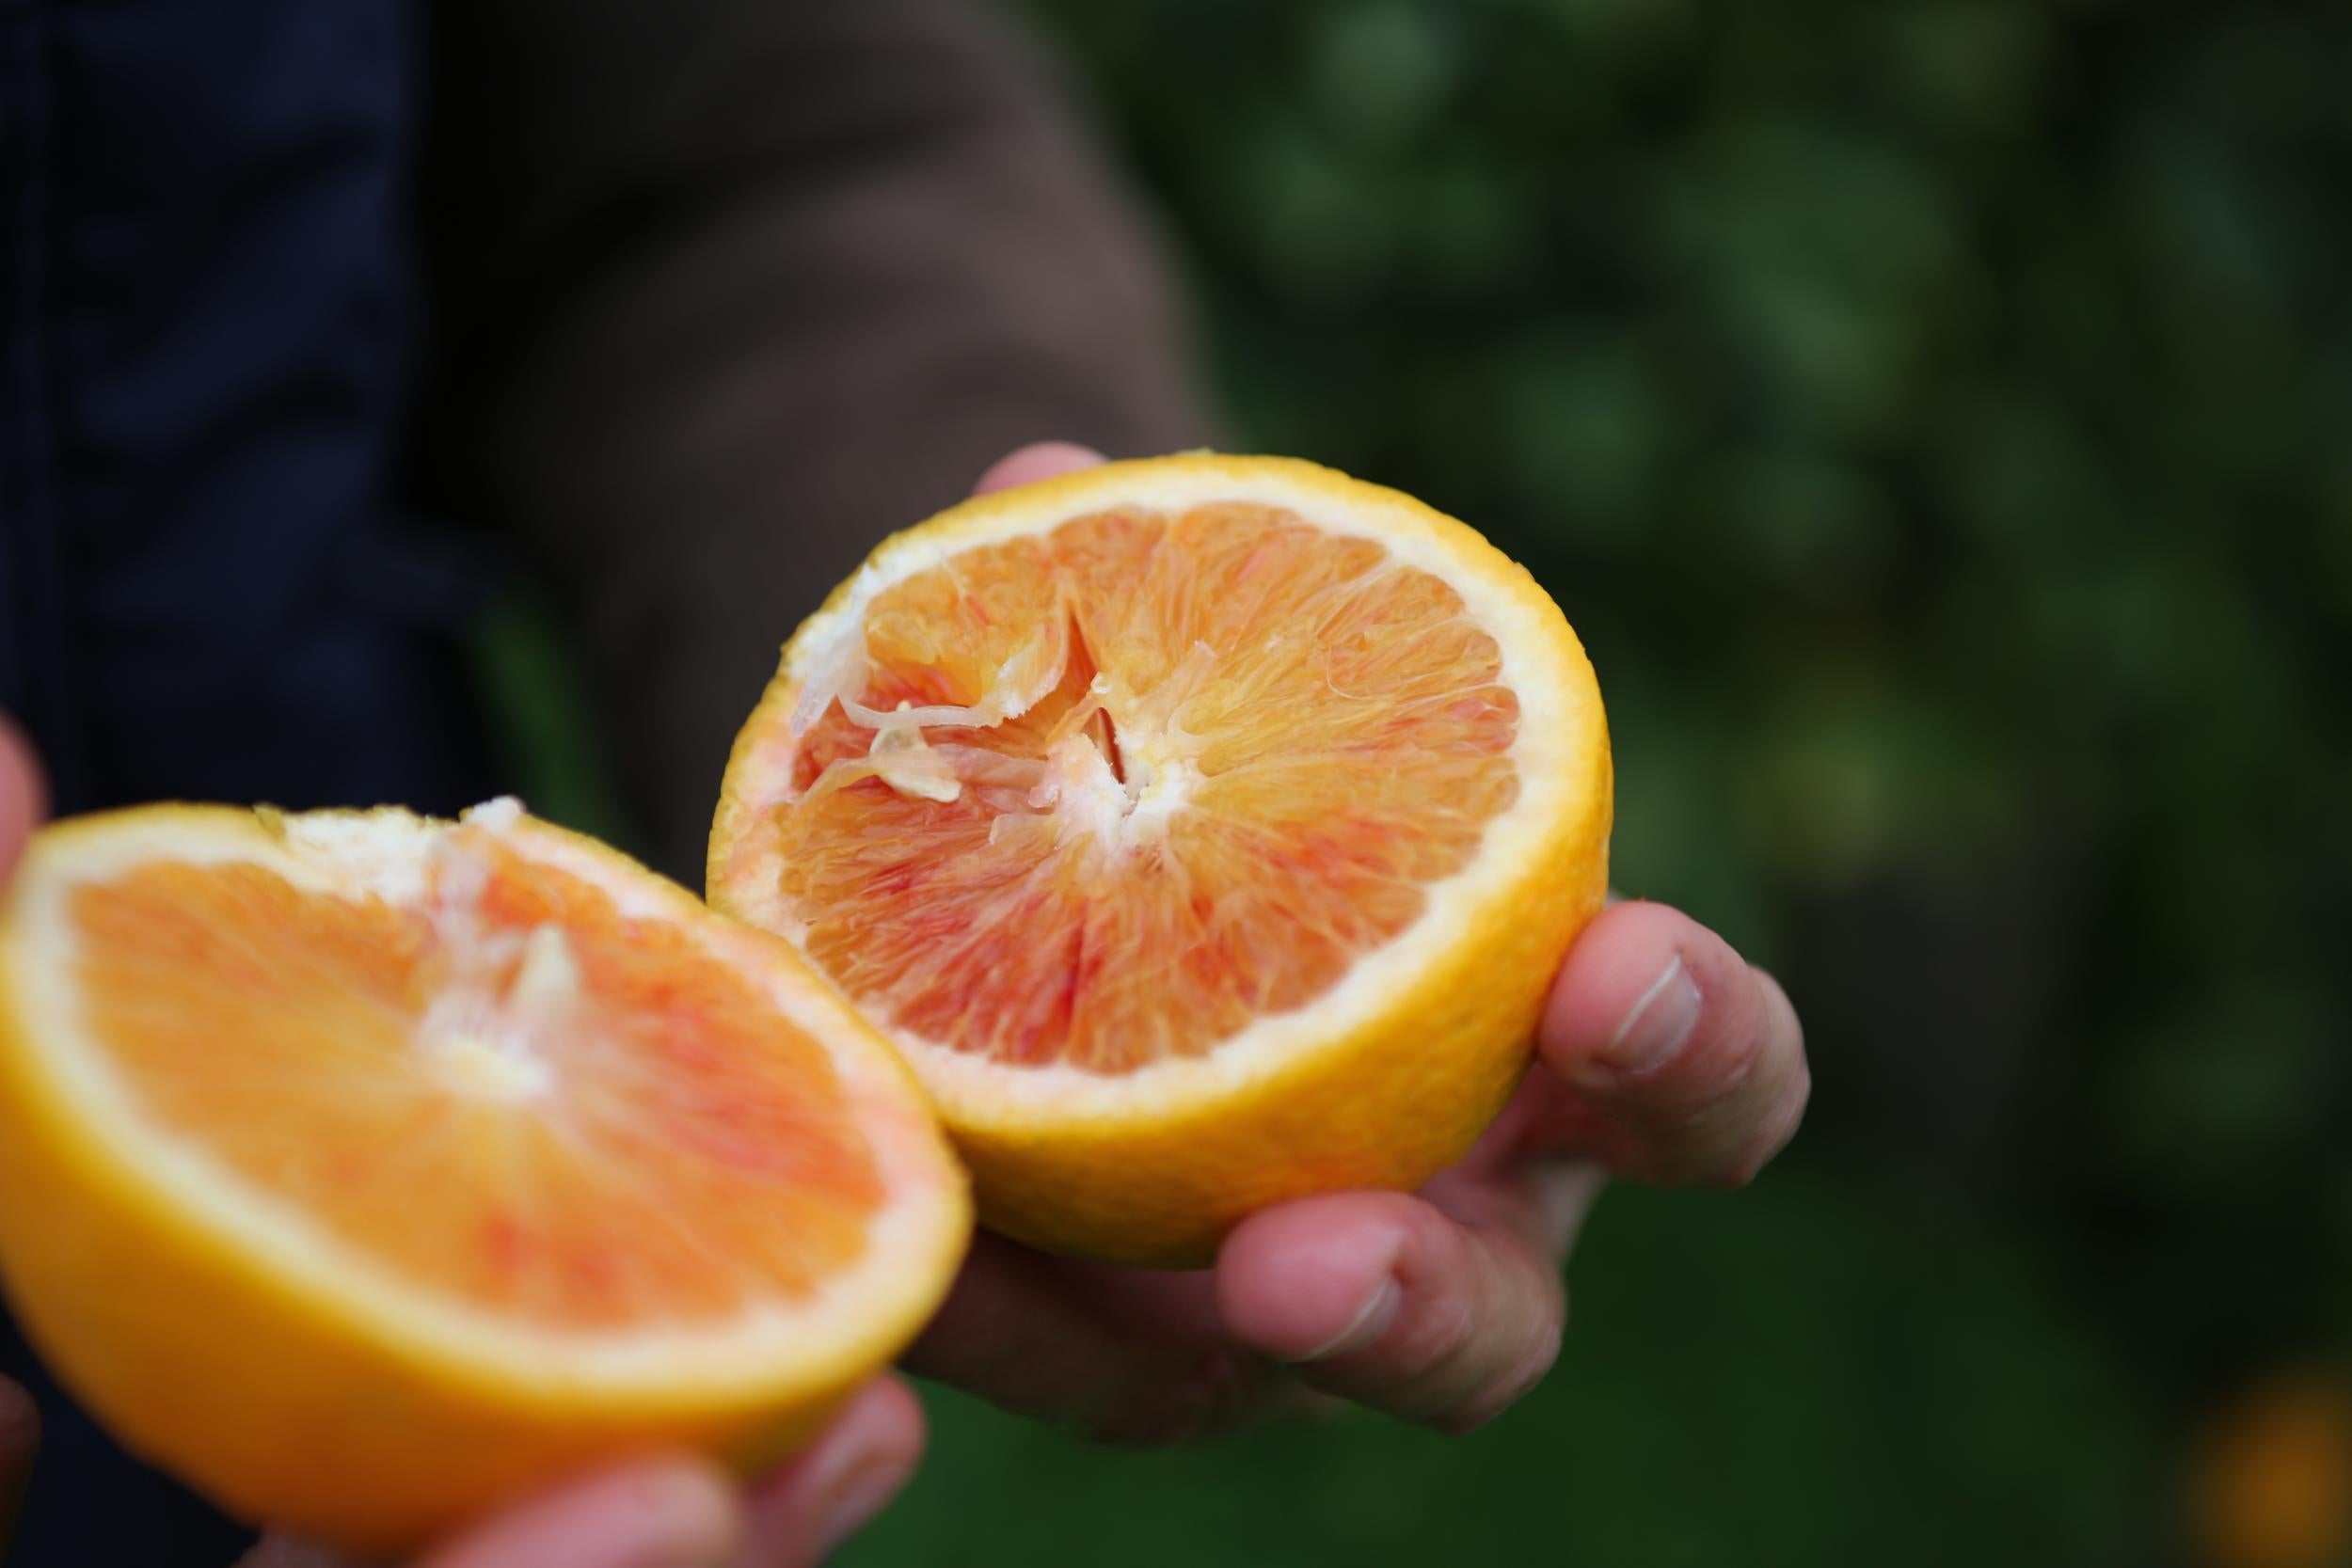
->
[407,0,1218,879]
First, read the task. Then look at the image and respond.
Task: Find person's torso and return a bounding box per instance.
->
[1,3,491,1560]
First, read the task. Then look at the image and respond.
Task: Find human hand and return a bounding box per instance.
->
[901,444,1811,1439]
[0,720,921,1567]
[230,1378,922,1568]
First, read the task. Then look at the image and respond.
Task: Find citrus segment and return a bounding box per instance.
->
[0,801,969,1550]
[712,455,1612,1266]
[773,502,1522,1075]
[72,842,881,1326]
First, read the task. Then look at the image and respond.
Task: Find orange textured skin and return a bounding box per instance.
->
[711,454,1613,1267]
[0,806,970,1553]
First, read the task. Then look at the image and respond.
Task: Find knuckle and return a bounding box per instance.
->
[1406,1286,1486,1382]
[1433,1320,1563,1434]
[1708,1064,1810,1189]
[1421,1230,1564,1433]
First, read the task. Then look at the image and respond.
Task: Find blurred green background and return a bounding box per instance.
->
[818,4,2352,1566]
[501,2,2352,1564]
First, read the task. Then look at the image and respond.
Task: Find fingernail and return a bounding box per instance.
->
[1604,953,1703,1074]
[1288,1275,1400,1364]
[818,1464,914,1557]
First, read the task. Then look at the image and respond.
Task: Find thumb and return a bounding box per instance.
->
[972,442,1105,496]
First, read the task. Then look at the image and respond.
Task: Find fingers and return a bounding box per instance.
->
[238,1461,738,1568]
[237,1381,921,1568]
[905,1232,1279,1444]
[1534,900,1809,1187]
[1215,1185,1582,1433]
[241,1459,743,1568]
[409,1458,739,1568]
[915,1180,1596,1439]
[971,442,1105,496]
[0,713,44,880]
[733,1378,925,1568]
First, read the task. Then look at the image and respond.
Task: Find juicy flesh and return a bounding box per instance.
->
[70,833,882,1330]
[773,501,1521,1075]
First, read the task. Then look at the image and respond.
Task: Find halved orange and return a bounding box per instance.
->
[0,800,969,1552]
[711,454,1612,1266]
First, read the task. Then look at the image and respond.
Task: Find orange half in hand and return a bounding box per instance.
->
[711,454,1612,1266]
[0,800,969,1552]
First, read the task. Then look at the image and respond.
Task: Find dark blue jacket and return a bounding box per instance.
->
[2,3,490,1560]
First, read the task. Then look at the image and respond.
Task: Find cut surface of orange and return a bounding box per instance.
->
[711,454,1612,1265]
[0,800,969,1551]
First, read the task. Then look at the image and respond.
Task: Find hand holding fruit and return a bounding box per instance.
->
[891,446,1810,1439]
[0,446,1808,1562]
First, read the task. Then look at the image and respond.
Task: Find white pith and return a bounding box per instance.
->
[2,801,965,1400]
[723,457,1604,1131]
